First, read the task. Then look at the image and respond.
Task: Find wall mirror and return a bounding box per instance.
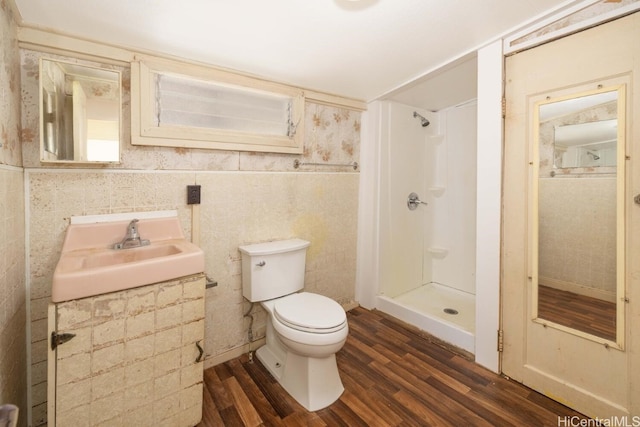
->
[40,59,121,163]
[533,84,625,348]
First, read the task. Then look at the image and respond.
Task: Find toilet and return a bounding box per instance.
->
[239,238,348,411]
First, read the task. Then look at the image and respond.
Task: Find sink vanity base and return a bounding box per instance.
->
[47,273,206,427]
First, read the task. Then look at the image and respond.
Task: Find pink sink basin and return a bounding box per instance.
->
[52,216,205,303]
[81,243,182,269]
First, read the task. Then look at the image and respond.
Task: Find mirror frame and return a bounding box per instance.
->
[531,83,626,350]
[39,58,122,164]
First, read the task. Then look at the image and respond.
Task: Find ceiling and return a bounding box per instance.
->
[13,0,577,104]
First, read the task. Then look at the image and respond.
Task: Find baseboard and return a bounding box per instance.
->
[203,337,267,369]
[343,300,360,311]
[539,277,616,303]
[203,300,360,370]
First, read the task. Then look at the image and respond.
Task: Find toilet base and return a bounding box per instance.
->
[255,345,344,411]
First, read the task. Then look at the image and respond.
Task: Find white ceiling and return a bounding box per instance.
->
[13,0,576,103]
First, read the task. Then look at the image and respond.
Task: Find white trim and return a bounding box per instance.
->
[17,26,133,65]
[0,163,23,172]
[354,104,381,309]
[24,168,358,176]
[474,40,503,374]
[23,169,32,427]
[69,209,178,225]
[131,58,306,154]
[17,26,366,111]
[503,0,640,55]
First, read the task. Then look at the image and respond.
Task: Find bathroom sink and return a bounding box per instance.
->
[80,243,182,269]
[52,215,205,302]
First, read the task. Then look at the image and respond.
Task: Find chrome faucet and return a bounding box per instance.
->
[113,219,150,250]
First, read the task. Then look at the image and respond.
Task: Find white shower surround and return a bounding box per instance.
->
[356,42,503,371]
[374,99,478,354]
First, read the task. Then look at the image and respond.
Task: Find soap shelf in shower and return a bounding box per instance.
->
[427,247,448,257]
[428,134,445,144]
[428,186,445,196]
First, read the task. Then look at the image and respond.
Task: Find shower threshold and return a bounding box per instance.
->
[377,282,476,353]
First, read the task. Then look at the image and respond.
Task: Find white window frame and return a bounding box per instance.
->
[131,57,305,153]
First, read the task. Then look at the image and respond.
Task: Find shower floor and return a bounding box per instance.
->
[394,283,475,332]
[377,282,476,353]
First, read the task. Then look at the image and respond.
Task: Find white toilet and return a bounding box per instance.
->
[239,238,348,411]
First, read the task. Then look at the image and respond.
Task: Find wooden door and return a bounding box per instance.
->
[502,12,640,418]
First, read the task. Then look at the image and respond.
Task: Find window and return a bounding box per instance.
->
[131,57,305,153]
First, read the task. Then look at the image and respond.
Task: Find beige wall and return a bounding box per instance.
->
[21,50,360,425]
[538,178,617,297]
[0,0,22,166]
[537,99,618,298]
[0,1,28,426]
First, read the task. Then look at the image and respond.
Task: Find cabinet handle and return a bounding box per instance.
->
[51,331,76,350]
[195,340,204,363]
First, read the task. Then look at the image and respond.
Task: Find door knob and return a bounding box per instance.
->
[407,192,427,210]
[635,194,640,205]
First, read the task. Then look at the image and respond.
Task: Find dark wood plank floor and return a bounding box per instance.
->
[538,285,616,341]
[198,307,587,426]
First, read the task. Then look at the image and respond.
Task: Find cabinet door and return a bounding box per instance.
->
[47,275,205,426]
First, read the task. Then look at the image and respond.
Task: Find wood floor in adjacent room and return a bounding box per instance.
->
[198,307,587,426]
[538,284,616,341]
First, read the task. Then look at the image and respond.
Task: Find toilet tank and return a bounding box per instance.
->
[238,239,310,302]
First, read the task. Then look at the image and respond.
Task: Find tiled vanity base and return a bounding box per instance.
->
[48,273,206,427]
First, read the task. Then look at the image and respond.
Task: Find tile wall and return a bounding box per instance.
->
[21,49,361,425]
[0,167,27,422]
[538,177,617,295]
[0,1,27,425]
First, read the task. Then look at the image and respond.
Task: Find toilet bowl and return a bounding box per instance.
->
[258,292,348,411]
[269,292,348,357]
[239,239,349,411]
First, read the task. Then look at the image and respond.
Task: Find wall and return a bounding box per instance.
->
[0,1,28,426]
[430,102,477,294]
[375,100,477,298]
[21,50,360,425]
[377,101,434,298]
[538,177,617,297]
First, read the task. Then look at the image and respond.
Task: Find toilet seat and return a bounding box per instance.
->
[274,292,347,334]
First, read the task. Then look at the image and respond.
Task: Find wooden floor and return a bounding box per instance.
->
[538,285,616,341]
[198,307,587,426]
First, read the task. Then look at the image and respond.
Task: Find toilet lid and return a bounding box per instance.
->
[274,292,347,333]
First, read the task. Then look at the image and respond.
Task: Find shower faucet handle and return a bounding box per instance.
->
[407,192,428,210]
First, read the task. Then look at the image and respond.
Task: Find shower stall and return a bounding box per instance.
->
[358,48,501,366]
[373,100,478,353]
